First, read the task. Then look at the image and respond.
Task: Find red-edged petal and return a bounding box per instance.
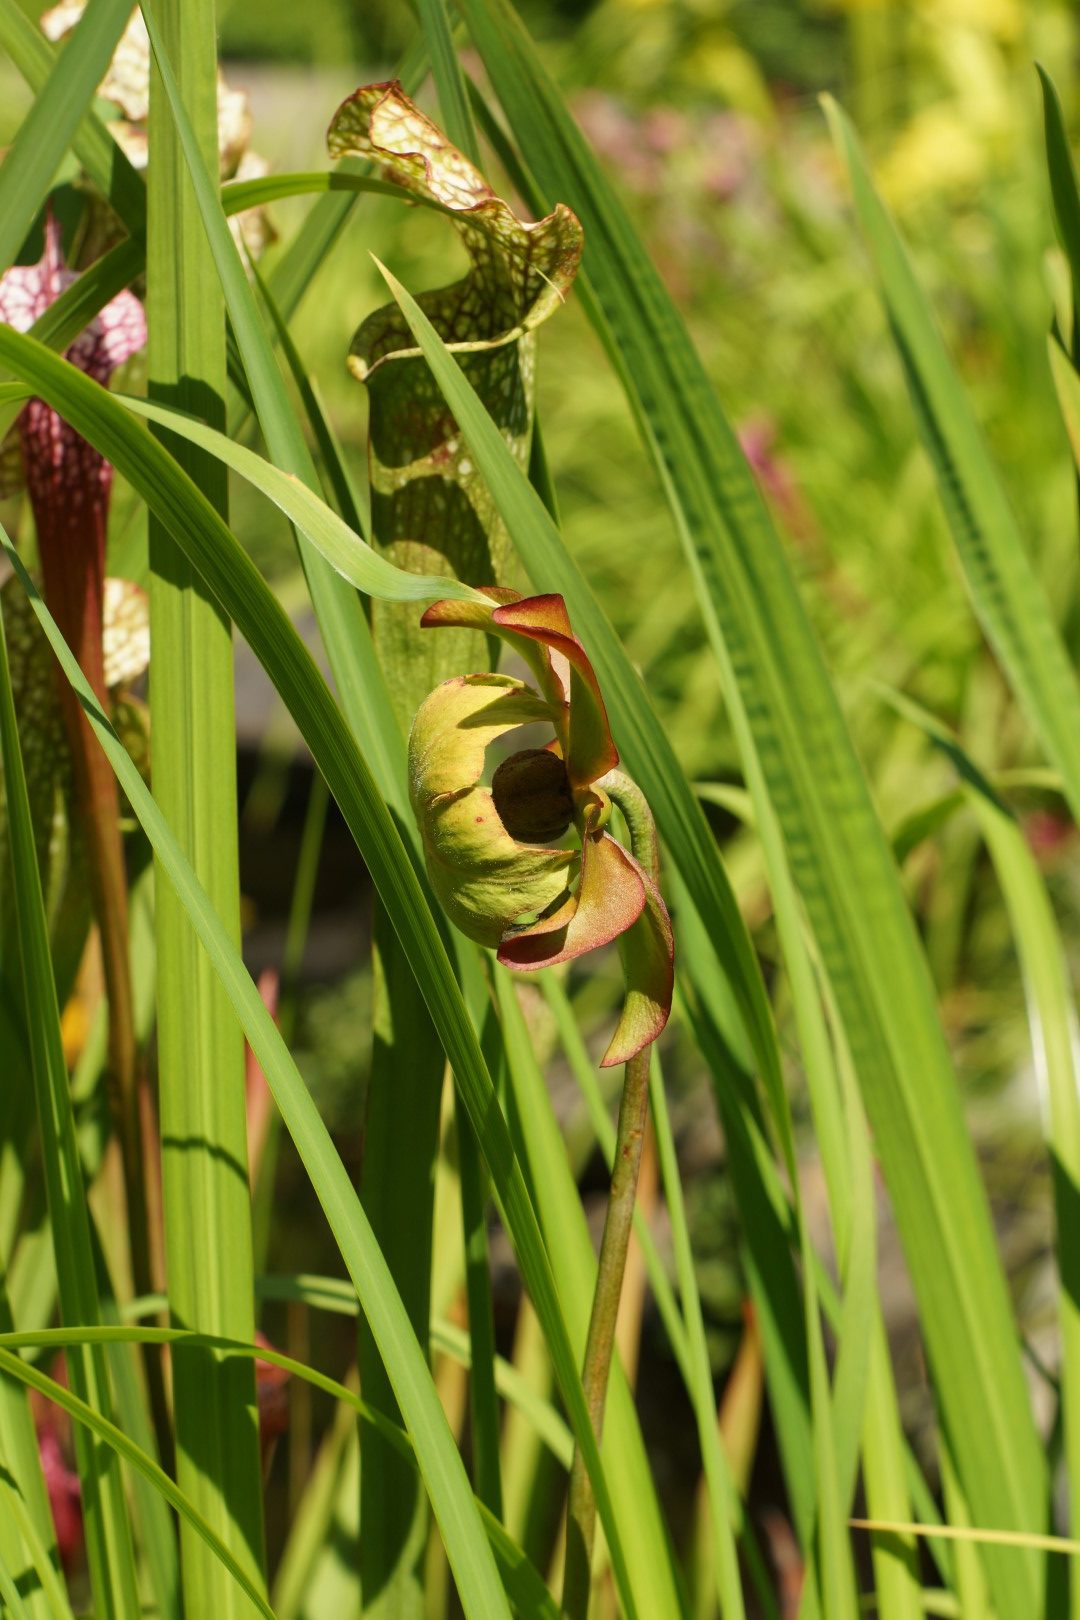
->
[600,856,675,1068]
[420,586,564,707]
[492,594,617,789]
[497,829,644,970]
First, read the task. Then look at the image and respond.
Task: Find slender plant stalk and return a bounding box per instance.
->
[562,769,658,1619]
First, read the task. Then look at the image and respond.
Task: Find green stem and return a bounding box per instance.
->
[562,770,659,1619]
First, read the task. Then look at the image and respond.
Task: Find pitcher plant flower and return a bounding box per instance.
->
[410,588,674,1067]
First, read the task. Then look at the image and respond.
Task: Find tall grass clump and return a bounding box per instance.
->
[1,3,1080,1617]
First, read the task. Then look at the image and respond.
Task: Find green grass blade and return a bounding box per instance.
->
[0,1279,56,1620]
[139,0,429,829]
[0,0,145,235]
[0,567,140,1620]
[492,966,684,1619]
[0,0,134,271]
[457,1066,504,1518]
[826,98,1080,827]
[417,0,481,164]
[146,4,267,1609]
[645,1052,758,1620]
[887,688,1080,1616]
[0,332,631,1620]
[117,394,483,603]
[375,77,1050,1615]
[1038,67,1080,324]
[0,1479,76,1620]
[0,1347,279,1620]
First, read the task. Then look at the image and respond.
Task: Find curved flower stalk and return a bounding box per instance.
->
[40,1,274,260]
[328,81,584,727]
[410,587,674,1067]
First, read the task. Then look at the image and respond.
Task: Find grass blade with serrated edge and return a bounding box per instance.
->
[374,186,1049,1615]
[0,583,140,1620]
[0,334,634,1620]
[0,0,133,272]
[146,4,267,1609]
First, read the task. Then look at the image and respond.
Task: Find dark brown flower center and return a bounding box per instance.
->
[492,747,574,843]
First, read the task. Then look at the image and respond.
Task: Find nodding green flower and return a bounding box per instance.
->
[410,589,674,1066]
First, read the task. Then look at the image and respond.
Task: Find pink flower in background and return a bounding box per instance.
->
[254,1330,290,1472]
[0,214,145,703]
[738,415,813,540]
[37,1428,83,1570]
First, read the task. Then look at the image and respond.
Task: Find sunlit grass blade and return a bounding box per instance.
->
[0,1278,56,1620]
[146,4,267,1610]
[645,1051,765,1620]
[491,966,684,1618]
[5,1319,564,1620]
[0,563,140,1620]
[459,1004,504,1518]
[883,685,1080,1614]
[825,99,1080,825]
[0,0,134,272]
[117,394,483,603]
[0,1475,75,1620]
[0,329,632,1619]
[375,69,1050,1612]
